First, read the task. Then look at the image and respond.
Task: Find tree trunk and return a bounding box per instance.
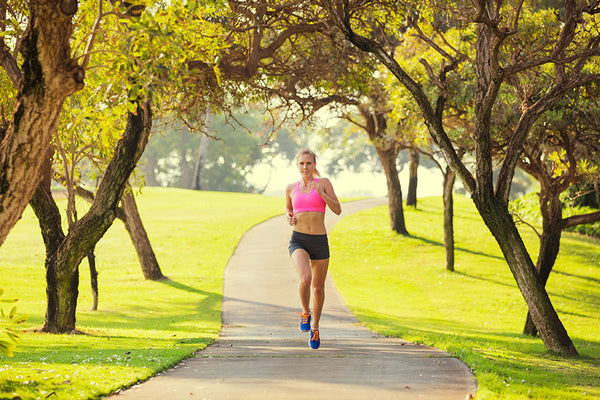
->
[0,0,84,247]
[38,99,152,333]
[473,194,577,355]
[120,190,166,280]
[406,148,419,207]
[29,151,75,333]
[524,191,563,336]
[376,147,409,235]
[88,249,99,311]
[443,166,455,272]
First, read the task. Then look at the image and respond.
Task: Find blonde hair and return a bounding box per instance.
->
[295,148,321,178]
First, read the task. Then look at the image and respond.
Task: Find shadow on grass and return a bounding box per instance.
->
[159,279,214,295]
[409,235,505,261]
[66,280,223,334]
[554,269,600,286]
[453,270,517,289]
[350,307,600,399]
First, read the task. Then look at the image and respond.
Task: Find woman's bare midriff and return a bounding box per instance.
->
[293,211,326,235]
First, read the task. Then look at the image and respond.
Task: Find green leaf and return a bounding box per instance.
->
[0,340,15,357]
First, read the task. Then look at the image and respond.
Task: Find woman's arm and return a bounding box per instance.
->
[285,183,296,226]
[314,177,342,215]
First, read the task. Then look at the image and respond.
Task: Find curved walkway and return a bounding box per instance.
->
[111,198,477,399]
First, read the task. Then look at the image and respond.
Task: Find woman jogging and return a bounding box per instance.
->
[285,148,341,349]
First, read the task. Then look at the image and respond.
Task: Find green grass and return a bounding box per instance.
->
[1,190,599,399]
[329,195,600,400]
[0,187,282,399]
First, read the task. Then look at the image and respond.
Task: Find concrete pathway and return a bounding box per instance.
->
[110,198,477,399]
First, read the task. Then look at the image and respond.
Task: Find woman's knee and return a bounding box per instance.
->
[299,273,312,287]
[312,285,325,297]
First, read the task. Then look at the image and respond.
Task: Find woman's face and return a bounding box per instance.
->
[296,153,316,179]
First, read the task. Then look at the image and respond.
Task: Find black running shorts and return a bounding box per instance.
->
[288,231,330,260]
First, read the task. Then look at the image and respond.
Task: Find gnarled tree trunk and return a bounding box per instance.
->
[0,0,84,247]
[473,194,577,355]
[360,107,408,235]
[30,151,72,332]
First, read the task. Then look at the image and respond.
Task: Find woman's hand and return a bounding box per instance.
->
[305,179,324,196]
[287,213,297,226]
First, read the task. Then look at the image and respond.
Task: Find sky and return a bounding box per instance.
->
[247,152,445,199]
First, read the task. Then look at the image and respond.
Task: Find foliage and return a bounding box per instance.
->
[142,110,271,191]
[510,191,600,238]
[330,196,600,399]
[0,188,282,398]
[0,289,27,357]
[51,0,233,192]
[565,182,600,209]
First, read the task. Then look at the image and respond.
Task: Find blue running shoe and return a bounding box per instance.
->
[309,329,320,349]
[298,311,311,332]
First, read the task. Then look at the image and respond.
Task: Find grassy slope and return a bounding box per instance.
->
[0,188,282,399]
[329,195,599,400]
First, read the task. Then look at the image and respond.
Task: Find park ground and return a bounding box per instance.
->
[0,188,598,399]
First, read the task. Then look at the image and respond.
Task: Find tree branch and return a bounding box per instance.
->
[562,210,600,229]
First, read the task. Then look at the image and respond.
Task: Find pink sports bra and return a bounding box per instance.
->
[292,179,326,213]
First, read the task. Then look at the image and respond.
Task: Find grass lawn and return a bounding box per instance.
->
[1,189,598,399]
[0,187,282,399]
[329,195,600,400]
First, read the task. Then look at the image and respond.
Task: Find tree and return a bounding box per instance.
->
[31,94,152,332]
[27,0,168,331]
[322,0,600,355]
[74,184,166,281]
[383,22,476,270]
[509,89,600,336]
[0,0,84,247]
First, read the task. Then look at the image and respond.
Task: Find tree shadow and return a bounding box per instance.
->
[159,279,214,296]
[409,235,505,261]
[554,270,600,285]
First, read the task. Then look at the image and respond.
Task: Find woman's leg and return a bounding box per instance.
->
[291,249,312,313]
[309,258,329,330]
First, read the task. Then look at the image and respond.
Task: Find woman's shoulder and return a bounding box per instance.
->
[286,182,297,192]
